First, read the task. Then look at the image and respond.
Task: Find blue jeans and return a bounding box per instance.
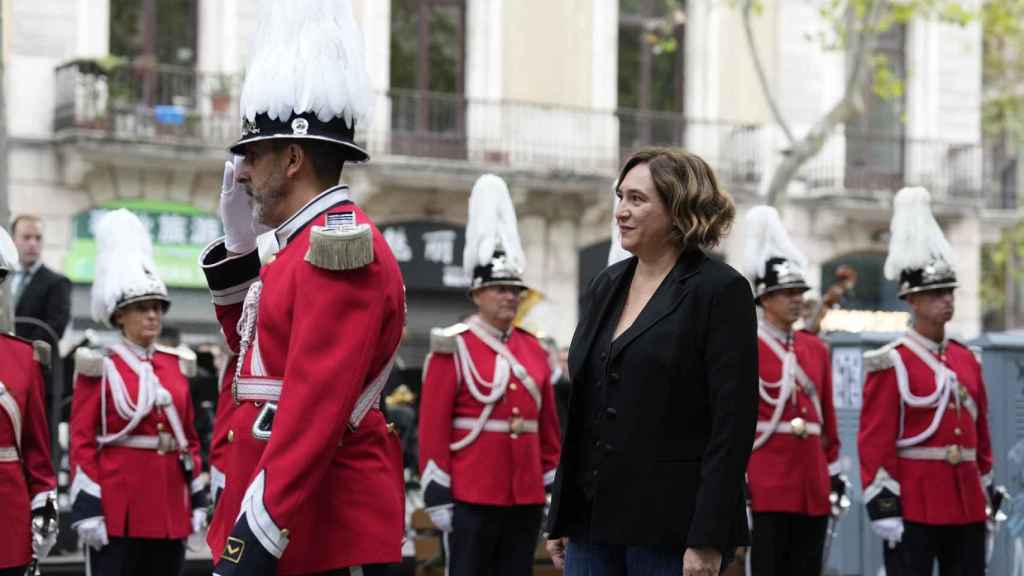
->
[565,539,683,576]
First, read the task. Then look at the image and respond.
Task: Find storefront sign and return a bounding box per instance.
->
[380,221,469,291]
[65,199,223,288]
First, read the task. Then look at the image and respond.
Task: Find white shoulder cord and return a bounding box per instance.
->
[752,329,800,450]
[233,281,264,403]
[449,334,509,452]
[893,336,959,448]
[97,344,189,449]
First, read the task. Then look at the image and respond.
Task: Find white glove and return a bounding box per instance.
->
[191,508,208,534]
[31,517,58,559]
[427,505,453,533]
[871,517,904,547]
[220,156,259,254]
[76,516,109,551]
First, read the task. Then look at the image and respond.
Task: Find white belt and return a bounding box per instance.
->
[898,445,976,465]
[453,417,538,435]
[106,434,180,453]
[235,377,284,402]
[0,446,17,462]
[756,419,822,438]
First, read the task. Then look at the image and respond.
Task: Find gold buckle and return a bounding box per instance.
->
[156,431,176,454]
[946,445,962,465]
[790,417,808,438]
[509,416,525,438]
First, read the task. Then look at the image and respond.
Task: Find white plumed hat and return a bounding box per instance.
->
[91,209,170,326]
[743,205,810,299]
[884,187,957,298]
[0,226,16,284]
[463,174,527,291]
[231,0,372,162]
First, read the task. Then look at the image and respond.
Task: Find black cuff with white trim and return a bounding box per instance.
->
[866,488,902,520]
[212,513,278,576]
[201,239,261,305]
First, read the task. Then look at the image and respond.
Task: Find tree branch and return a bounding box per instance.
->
[766,0,888,207]
[740,0,796,145]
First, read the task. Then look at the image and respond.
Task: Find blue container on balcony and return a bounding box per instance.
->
[155,105,186,126]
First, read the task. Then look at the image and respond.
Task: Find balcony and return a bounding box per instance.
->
[54,60,240,150]
[52,61,1012,209]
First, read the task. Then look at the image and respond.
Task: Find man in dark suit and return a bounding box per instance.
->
[10,215,71,345]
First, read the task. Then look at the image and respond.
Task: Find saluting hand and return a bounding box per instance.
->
[683,547,721,576]
[219,156,259,254]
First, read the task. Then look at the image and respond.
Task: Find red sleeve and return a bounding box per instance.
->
[417,352,457,508]
[857,362,903,519]
[209,355,237,473]
[538,371,561,487]
[818,342,841,474]
[973,356,993,484]
[200,241,261,354]
[69,373,104,523]
[23,358,56,502]
[246,256,402,547]
[182,381,205,509]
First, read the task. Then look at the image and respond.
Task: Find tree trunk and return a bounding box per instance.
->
[742,0,887,208]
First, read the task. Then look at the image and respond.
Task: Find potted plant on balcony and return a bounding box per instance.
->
[210,74,234,114]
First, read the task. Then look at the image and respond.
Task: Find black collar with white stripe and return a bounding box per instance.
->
[272,185,352,251]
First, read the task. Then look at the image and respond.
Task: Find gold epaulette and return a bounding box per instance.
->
[74,347,105,378]
[156,344,198,378]
[429,323,469,354]
[305,220,374,271]
[863,342,898,373]
[32,341,52,368]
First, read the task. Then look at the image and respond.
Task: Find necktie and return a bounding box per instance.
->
[12,270,28,307]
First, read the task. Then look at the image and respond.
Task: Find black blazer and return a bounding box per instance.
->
[546,249,758,554]
[14,264,71,344]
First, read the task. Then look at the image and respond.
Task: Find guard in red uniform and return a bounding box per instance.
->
[0,228,57,576]
[742,206,843,576]
[69,209,206,576]
[200,2,405,574]
[207,352,237,509]
[859,187,995,576]
[418,174,561,576]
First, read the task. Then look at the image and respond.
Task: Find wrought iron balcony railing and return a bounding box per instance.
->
[52,61,1010,209]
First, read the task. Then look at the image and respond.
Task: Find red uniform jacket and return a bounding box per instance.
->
[0,334,56,569]
[201,186,406,574]
[858,331,992,525]
[747,325,840,516]
[208,354,237,508]
[69,342,204,539]
[418,318,561,511]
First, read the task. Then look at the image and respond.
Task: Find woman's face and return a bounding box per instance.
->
[615,162,675,257]
[114,300,164,347]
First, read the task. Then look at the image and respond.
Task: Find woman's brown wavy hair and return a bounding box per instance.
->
[616,147,735,250]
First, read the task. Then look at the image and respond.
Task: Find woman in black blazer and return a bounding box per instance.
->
[545,148,758,575]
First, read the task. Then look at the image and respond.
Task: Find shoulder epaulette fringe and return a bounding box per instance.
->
[156,344,198,378]
[863,342,898,373]
[32,341,52,368]
[305,223,374,271]
[430,323,469,354]
[75,348,105,378]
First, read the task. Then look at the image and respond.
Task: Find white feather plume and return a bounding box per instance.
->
[883,187,954,281]
[240,0,372,128]
[607,181,631,266]
[742,205,807,280]
[90,209,168,325]
[0,226,15,274]
[463,174,525,276]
